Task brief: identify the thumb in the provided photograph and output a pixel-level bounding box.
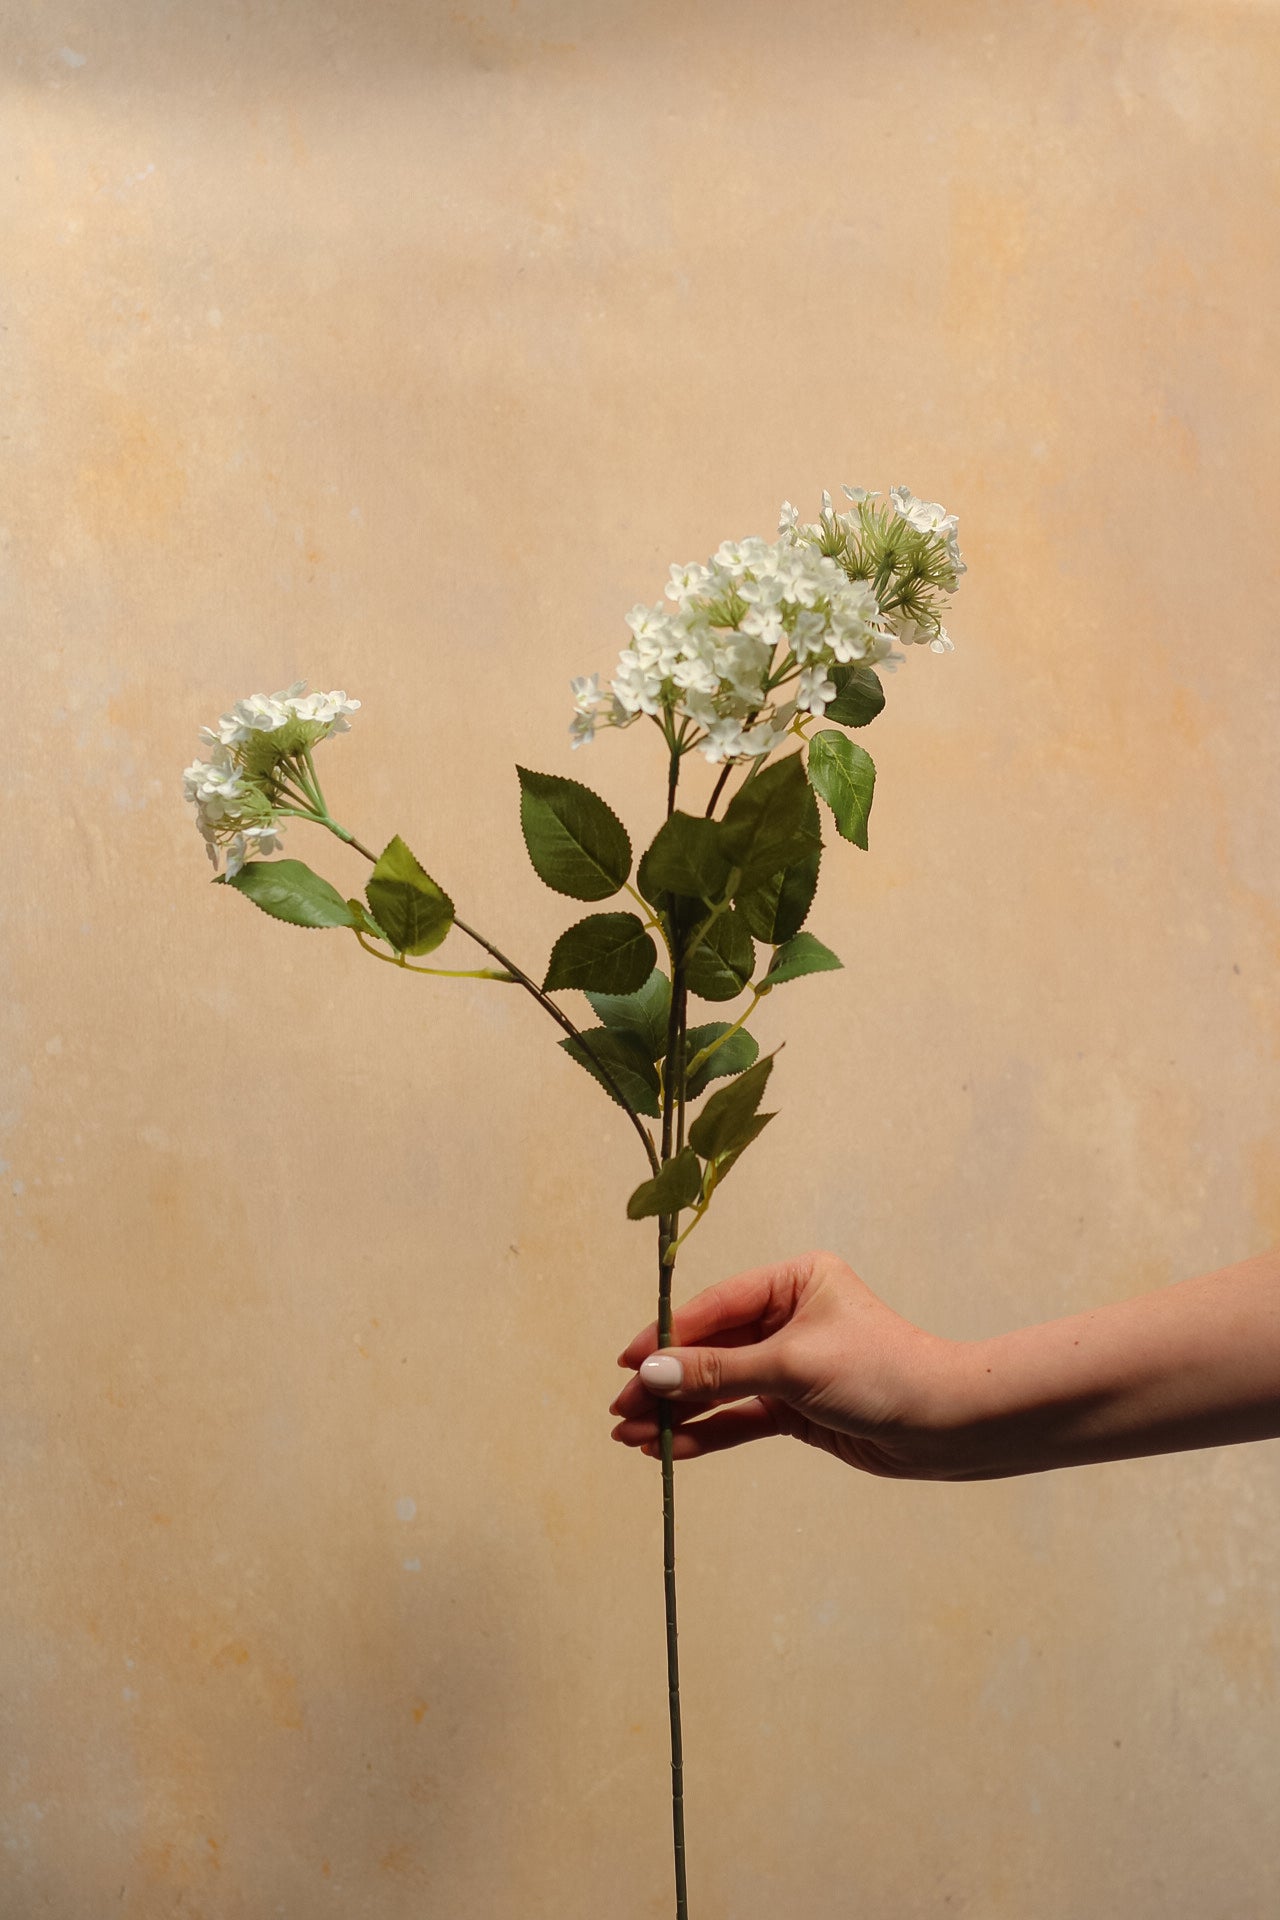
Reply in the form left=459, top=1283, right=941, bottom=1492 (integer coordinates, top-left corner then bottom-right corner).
left=639, top=1338, right=788, bottom=1403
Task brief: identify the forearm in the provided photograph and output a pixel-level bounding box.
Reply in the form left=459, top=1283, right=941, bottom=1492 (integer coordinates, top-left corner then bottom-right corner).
left=930, top=1248, right=1280, bottom=1479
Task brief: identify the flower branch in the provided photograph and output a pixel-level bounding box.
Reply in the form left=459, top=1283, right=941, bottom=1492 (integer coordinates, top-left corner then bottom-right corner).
left=187, top=478, right=966, bottom=1920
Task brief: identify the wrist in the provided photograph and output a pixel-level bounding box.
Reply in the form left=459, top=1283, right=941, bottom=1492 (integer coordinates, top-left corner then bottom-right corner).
left=909, top=1334, right=1062, bottom=1482
left=864, top=1334, right=1004, bottom=1481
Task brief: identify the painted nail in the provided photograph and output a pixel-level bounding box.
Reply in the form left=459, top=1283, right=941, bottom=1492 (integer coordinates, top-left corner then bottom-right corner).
left=640, top=1353, right=683, bottom=1393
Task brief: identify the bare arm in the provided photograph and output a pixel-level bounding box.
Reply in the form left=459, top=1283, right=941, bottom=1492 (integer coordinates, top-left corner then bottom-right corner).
left=609, top=1247, right=1280, bottom=1481
left=937, top=1247, right=1280, bottom=1478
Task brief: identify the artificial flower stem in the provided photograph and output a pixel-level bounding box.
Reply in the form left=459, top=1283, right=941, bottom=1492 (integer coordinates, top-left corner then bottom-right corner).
left=703, top=763, right=734, bottom=818
left=657, top=751, right=690, bottom=1920
left=283, top=757, right=321, bottom=811
left=300, top=744, right=329, bottom=816
left=309, top=814, right=380, bottom=863
left=327, top=822, right=379, bottom=858
left=271, top=767, right=324, bottom=814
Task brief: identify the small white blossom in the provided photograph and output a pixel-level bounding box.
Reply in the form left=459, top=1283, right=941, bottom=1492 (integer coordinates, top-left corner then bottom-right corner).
left=796, top=665, right=837, bottom=716
left=700, top=716, right=748, bottom=763
left=223, top=823, right=285, bottom=878
left=628, top=602, right=673, bottom=641
left=569, top=673, right=616, bottom=748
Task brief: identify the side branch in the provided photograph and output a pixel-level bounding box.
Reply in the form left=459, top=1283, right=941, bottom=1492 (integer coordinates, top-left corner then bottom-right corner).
left=329, top=821, right=661, bottom=1177
left=454, top=916, right=662, bottom=1177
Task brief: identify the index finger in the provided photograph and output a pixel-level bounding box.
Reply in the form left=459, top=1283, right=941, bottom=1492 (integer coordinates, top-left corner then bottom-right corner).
left=616, top=1257, right=807, bottom=1367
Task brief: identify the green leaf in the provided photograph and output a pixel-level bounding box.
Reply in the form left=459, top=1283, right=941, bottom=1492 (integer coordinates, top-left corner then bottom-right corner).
left=720, top=753, right=819, bottom=885
left=735, top=786, right=822, bottom=944
left=365, top=836, right=455, bottom=955
left=683, top=1023, right=759, bottom=1101
left=636, top=813, right=731, bottom=905
left=347, top=898, right=390, bottom=941
left=807, top=731, right=876, bottom=850
left=707, top=1110, right=776, bottom=1187
left=543, top=913, right=657, bottom=994
left=824, top=663, right=885, bottom=728
left=585, top=968, right=671, bottom=1059
left=685, top=907, right=755, bottom=1003
left=688, top=1054, right=775, bottom=1161
left=559, top=1027, right=662, bottom=1119
left=217, top=859, right=357, bottom=930
left=626, top=1147, right=704, bottom=1221
left=517, top=767, right=632, bottom=901
left=763, top=932, right=843, bottom=989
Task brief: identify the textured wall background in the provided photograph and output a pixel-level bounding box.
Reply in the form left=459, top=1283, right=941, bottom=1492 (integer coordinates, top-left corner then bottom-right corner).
left=4, top=2, right=1280, bottom=1914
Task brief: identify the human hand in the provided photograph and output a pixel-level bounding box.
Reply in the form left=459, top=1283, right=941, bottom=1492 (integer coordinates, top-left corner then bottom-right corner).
left=609, top=1249, right=966, bottom=1479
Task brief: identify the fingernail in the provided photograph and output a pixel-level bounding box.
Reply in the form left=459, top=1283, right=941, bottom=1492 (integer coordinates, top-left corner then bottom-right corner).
left=640, top=1353, right=683, bottom=1393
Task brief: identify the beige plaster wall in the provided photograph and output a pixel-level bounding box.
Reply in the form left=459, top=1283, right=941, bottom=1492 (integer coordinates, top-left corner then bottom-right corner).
left=4, top=1, right=1280, bottom=1913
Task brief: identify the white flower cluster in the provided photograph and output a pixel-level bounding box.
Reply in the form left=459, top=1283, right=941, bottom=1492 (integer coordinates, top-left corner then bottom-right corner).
left=183, top=681, right=360, bottom=875
left=571, top=485, right=963, bottom=763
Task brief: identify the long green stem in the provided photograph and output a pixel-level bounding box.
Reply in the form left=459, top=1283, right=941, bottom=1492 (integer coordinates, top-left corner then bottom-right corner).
left=657, top=742, right=690, bottom=1920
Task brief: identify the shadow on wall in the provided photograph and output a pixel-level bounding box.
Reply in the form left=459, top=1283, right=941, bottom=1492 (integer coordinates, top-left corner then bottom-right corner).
left=14, top=0, right=914, bottom=95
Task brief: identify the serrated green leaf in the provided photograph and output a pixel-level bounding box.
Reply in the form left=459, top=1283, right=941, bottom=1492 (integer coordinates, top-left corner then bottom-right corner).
left=683, top=1023, right=759, bottom=1100
left=685, top=907, right=755, bottom=1002
left=763, top=931, right=843, bottom=989
left=735, top=786, right=822, bottom=944
left=824, top=663, right=885, bottom=728
left=807, top=731, right=876, bottom=850
left=218, top=859, right=357, bottom=930
left=636, top=812, right=731, bottom=906
left=543, top=912, right=657, bottom=994
left=720, top=753, right=818, bottom=884
left=707, top=1110, right=776, bottom=1186
left=517, top=766, right=632, bottom=900
left=585, top=968, right=671, bottom=1059
left=626, top=1147, right=704, bottom=1221
left=365, top=836, right=455, bottom=955
left=559, top=1027, right=662, bottom=1118
left=688, top=1054, right=775, bottom=1161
